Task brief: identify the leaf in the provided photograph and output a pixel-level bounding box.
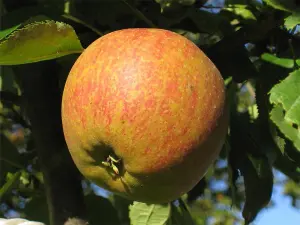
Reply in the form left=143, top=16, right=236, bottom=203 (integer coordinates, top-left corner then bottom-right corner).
left=275, top=150, right=300, bottom=182
left=261, top=53, right=295, bottom=69
left=285, top=12, right=300, bottom=30
left=0, top=66, right=17, bottom=93
left=227, top=139, right=239, bottom=208
left=188, top=8, right=230, bottom=35
left=1, top=4, right=63, bottom=29
left=85, top=194, right=120, bottom=225
left=155, top=0, right=196, bottom=9
left=255, top=77, right=287, bottom=158
left=269, top=121, right=286, bottom=154
left=129, top=202, right=171, bottom=225
left=263, top=0, right=299, bottom=12
left=206, top=44, right=257, bottom=82
left=284, top=180, right=300, bottom=197
left=241, top=155, right=273, bottom=224
left=270, top=105, right=300, bottom=150
left=0, top=20, right=84, bottom=65
left=223, top=4, right=257, bottom=21
left=23, top=195, right=49, bottom=224
left=178, top=198, right=195, bottom=225
left=0, top=171, right=21, bottom=201
left=155, top=0, right=196, bottom=13
left=169, top=203, right=195, bottom=225
left=229, top=111, right=274, bottom=223
left=109, top=194, right=132, bottom=224
left=269, top=69, right=300, bottom=150
left=0, top=134, right=24, bottom=185
left=0, top=24, right=21, bottom=41
left=270, top=70, right=300, bottom=119
left=20, top=170, right=30, bottom=186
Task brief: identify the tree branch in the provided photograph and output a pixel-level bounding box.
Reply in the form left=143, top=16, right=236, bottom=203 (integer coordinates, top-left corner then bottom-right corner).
left=15, top=61, right=88, bottom=225
left=0, top=91, right=21, bottom=105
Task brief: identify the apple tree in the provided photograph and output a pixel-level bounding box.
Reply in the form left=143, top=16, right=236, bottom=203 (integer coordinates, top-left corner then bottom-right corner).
left=0, top=0, right=300, bottom=225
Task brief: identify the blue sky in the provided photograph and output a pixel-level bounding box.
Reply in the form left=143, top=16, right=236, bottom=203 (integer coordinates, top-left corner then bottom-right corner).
left=208, top=160, right=300, bottom=225
left=254, top=176, right=300, bottom=225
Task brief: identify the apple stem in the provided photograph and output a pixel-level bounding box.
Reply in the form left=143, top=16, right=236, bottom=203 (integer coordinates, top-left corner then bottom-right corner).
left=101, top=155, right=121, bottom=175
left=108, top=155, right=121, bottom=163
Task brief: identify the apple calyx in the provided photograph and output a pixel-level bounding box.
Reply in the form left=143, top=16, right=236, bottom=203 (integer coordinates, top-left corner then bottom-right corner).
left=102, top=155, right=121, bottom=175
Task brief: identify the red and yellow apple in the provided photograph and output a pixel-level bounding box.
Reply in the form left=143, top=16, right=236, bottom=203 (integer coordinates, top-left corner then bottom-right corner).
left=61, top=28, right=228, bottom=203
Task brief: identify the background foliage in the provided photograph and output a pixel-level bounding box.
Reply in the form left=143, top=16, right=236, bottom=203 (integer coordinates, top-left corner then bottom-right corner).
left=1, top=0, right=300, bottom=225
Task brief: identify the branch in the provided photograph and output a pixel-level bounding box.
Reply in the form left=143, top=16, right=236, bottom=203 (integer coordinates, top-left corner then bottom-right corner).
left=62, top=14, right=103, bottom=37
left=15, top=62, right=88, bottom=225
left=0, top=91, right=21, bottom=105
left=121, top=0, right=156, bottom=28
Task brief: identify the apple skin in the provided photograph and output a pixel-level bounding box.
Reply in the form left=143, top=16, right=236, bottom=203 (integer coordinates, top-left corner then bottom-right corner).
left=61, top=28, right=228, bottom=204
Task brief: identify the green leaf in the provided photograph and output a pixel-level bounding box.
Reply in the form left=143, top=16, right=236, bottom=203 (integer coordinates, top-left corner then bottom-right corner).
left=0, top=20, right=84, bottom=65
left=242, top=156, right=273, bottom=224
left=155, top=0, right=196, bottom=7
left=285, top=12, right=300, bottom=30
left=223, top=4, right=257, bottom=21
left=1, top=4, right=63, bottom=29
left=23, top=195, right=49, bottom=224
left=20, top=170, right=30, bottom=186
left=274, top=149, right=300, bottom=181
left=263, top=0, right=298, bottom=12
left=85, top=194, right=120, bottom=225
left=261, top=53, right=295, bottom=69
left=269, top=122, right=286, bottom=154
left=169, top=203, right=195, bottom=225
left=270, top=69, right=300, bottom=114
left=0, top=24, right=21, bottom=41
left=206, top=44, right=257, bottom=82
left=176, top=0, right=196, bottom=5
left=129, top=202, right=171, bottom=225
left=0, top=67, right=17, bottom=93
left=155, top=0, right=196, bottom=12
left=270, top=105, right=300, bottom=150
left=173, top=199, right=195, bottom=225
left=188, top=9, right=230, bottom=35
left=109, top=194, right=132, bottom=224
left=247, top=154, right=272, bottom=178
left=229, top=112, right=274, bottom=223
left=0, top=134, right=24, bottom=185
left=269, top=69, right=300, bottom=149
left=227, top=139, right=239, bottom=208
left=0, top=171, right=21, bottom=201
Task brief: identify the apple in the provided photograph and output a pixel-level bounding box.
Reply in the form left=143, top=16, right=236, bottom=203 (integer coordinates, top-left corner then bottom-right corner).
left=61, top=28, right=228, bottom=204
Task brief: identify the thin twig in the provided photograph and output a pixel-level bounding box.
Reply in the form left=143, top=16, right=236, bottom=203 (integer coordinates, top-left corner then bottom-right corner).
left=0, top=157, right=25, bottom=170
left=121, top=0, right=156, bottom=28
left=288, top=39, right=299, bottom=69
left=62, top=14, right=104, bottom=36
left=178, top=198, right=190, bottom=212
